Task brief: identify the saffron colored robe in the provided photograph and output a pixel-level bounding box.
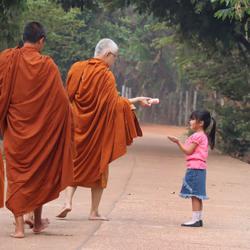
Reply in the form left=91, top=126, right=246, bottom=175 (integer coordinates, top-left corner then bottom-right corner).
left=0, top=46, right=74, bottom=216
left=66, top=58, right=142, bottom=188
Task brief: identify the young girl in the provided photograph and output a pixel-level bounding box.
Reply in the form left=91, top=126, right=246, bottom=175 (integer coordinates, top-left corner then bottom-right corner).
left=168, top=110, right=216, bottom=227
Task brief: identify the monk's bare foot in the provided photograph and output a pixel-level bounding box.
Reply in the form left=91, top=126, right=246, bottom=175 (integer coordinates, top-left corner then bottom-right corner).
left=88, top=213, right=109, bottom=221
left=56, top=207, right=71, bottom=218
left=25, top=218, right=49, bottom=229
left=10, top=232, right=24, bottom=238
left=33, top=220, right=49, bottom=234
left=24, top=219, right=34, bottom=228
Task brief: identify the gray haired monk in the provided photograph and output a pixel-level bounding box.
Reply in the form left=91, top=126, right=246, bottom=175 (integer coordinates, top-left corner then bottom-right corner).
left=56, top=38, right=157, bottom=220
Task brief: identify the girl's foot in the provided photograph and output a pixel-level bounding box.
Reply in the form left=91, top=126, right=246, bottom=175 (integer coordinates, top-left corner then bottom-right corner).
left=181, top=220, right=203, bottom=227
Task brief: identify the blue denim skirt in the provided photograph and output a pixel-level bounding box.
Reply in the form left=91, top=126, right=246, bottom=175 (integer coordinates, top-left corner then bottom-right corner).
left=180, top=169, right=208, bottom=200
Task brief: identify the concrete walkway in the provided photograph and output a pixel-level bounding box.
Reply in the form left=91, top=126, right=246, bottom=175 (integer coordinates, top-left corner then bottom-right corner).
left=0, top=125, right=250, bottom=250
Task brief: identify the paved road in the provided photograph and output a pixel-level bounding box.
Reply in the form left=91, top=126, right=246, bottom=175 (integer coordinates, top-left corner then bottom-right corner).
left=0, top=125, right=250, bottom=250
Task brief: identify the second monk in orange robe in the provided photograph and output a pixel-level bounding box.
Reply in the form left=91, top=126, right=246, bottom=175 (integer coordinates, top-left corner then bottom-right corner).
left=57, top=38, right=152, bottom=220
left=0, top=22, right=74, bottom=237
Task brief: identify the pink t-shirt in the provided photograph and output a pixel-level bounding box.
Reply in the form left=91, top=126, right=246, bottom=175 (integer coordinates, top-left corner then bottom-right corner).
left=185, top=131, right=208, bottom=169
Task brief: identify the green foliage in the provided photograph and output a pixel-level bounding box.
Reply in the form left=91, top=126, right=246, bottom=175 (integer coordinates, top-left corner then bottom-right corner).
left=212, top=0, right=250, bottom=21
left=17, top=1, right=178, bottom=99
left=54, top=0, right=97, bottom=11
left=213, top=0, right=250, bottom=44
left=214, top=7, right=235, bottom=20
left=216, top=105, right=250, bottom=159
left=20, top=0, right=88, bottom=78
left=102, top=0, right=250, bottom=52
left=0, top=0, right=26, bottom=50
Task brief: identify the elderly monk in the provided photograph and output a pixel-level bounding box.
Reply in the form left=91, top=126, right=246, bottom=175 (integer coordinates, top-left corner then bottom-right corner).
left=57, top=38, right=152, bottom=220
left=0, top=22, right=74, bottom=238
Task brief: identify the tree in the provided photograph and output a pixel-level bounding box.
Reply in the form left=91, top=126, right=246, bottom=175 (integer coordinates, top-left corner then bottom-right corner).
left=0, top=0, right=26, bottom=50
left=102, top=0, right=250, bottom=51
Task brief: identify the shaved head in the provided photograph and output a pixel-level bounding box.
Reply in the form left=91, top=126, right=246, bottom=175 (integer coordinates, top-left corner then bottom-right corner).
left=94, top=38, right=118, bottom=57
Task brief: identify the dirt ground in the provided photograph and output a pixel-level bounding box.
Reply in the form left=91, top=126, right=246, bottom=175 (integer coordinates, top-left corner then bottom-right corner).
left=0, top=125, right=249, bottom=250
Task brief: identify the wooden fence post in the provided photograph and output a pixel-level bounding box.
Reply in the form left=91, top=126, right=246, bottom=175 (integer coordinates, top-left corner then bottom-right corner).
left=193, top=90, right=197, bottom=111
left=184, top=90, right=189, bottom=124
left=178, top=90, right=183, bottom=125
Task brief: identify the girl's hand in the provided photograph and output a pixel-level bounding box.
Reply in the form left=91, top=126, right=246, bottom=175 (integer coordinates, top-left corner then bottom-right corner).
left=167, top=136, right=179, bottom=143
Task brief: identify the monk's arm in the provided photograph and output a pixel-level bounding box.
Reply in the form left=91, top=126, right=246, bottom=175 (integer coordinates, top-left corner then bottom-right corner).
left=129, top=97, right=151, bottom=107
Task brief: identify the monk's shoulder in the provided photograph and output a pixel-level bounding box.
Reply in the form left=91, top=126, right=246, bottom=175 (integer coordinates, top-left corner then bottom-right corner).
left=42, top=55, right=56, bottom=66
left=41, top=55, right=61, bottom=73
left=0, top=49, right=16, bottom=72
left=0, top=48, right=14, bottom=55
left=70, top=61, right=87, bottom=72
left=0, top=48, right=15, bottom=60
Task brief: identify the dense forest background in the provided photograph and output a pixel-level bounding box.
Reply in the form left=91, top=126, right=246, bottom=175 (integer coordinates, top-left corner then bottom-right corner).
left=0, top=0, right=249, bottom=162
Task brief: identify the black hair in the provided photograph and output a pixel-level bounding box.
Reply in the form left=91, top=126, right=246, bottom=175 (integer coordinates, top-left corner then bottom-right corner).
left=23, top=22, right=46, bottom=43
left=190, top=110, right=216, bottom=150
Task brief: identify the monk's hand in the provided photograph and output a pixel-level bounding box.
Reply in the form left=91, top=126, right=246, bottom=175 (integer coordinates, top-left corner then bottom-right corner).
left=167, top=136, right=179, bottom=143
left=137, top=97, right=152, bottom=107
left=130, top=104, right=136, bottom=110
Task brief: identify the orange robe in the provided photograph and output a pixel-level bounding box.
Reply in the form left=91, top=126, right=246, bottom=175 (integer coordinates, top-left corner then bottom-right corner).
left=0, top=150, right=4, bottom=208
left=66, top=58, right=142, bottom=188
left=0, top=46, right=74, bottom=216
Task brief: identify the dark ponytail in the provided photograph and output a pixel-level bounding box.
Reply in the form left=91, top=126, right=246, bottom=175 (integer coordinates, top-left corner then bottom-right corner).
left=208, top=117, right=216, bottom=150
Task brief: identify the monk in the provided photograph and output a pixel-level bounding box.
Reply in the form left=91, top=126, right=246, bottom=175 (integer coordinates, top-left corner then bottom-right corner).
left=0, top=22, right=74, bottom=238
left=57, top=38, right=153, bottom=220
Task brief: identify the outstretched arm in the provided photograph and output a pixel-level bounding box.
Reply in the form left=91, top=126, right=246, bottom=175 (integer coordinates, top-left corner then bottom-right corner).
left=129, top=97, right=152, bottom=107
left=168, top=136, right=197, bottom=155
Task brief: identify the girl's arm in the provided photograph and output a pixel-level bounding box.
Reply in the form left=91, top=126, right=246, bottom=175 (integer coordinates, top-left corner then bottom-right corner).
left=168, top=136, right=197, bottom=155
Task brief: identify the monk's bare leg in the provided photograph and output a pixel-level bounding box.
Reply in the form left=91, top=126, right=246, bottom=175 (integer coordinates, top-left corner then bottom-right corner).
left=11, top=215, right=25, bottom=238
left=89, top=187, right=109, bottom=221
left=56, top=186, right=76, bottom=218
left=24, top=212, right=34, bottom=228
left=33, top=206, right=49, bottom=233
left=24, top=212, right=49, bottom=228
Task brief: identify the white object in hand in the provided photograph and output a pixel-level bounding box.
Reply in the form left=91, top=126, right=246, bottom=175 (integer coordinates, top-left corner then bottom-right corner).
left=148, top=98, right=159, bottom=105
